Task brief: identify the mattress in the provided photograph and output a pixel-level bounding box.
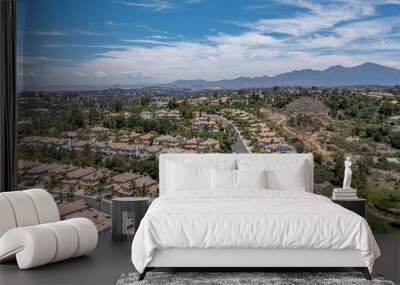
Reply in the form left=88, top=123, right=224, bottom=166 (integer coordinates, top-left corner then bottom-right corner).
left=131, top=190, right=380, bottom=273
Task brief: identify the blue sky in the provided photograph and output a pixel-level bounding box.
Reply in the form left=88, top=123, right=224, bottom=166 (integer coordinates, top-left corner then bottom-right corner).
left=17, top=0, right=400, bottom=89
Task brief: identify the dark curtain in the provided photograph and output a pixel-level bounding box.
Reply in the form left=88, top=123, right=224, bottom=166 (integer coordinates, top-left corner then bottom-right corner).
left=0, top=0, right=17, bottom=192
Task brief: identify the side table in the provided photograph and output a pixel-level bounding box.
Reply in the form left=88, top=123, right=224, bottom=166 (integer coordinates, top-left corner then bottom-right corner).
left=332, top=197, right=367, bottom=218
left=111, top=197, right=150, bottom=242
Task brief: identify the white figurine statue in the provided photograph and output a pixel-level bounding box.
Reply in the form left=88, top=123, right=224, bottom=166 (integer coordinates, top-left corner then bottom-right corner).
left=343, top=156, right=352, bottom=189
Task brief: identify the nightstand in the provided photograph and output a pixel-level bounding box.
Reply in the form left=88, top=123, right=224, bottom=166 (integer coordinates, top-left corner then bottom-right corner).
left=111, top=197, right=150, bottom=242
left=332, top=198, right=366, bottom=218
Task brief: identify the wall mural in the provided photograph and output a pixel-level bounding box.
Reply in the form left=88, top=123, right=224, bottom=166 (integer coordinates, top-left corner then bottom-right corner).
left=16, top=0, right=400, bottom=234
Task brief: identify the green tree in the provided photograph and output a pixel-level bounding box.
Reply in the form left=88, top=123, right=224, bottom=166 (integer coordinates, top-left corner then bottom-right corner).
left=379, top=101, right=394, bottom=117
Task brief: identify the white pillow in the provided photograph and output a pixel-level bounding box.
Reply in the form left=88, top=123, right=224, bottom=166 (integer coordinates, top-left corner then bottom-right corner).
left=238, top=159, right=307, bottom=191
left=212, top=168, right=237, bottom=191
left=236, top=169, right=267, bottom=189
left=167, top=163, right=212, bottom=192
left=267, top=163, right=306, bottom=191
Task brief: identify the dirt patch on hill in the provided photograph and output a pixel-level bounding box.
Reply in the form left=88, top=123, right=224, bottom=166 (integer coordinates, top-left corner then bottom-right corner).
left=284, top=96, right=330, bottom=115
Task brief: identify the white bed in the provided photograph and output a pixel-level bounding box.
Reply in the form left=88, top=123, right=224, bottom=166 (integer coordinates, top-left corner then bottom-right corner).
left=131, top=154, right=380, bottom=280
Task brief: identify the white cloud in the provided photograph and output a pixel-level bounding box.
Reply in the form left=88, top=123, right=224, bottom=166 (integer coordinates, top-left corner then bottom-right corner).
left=94, top=71, right=107, bottom=78
left=17, top=71, right=35, bottom=77
left=186, top=0, right=205, bottom=4
left=122, top=39, right=173, bottom=45
left=146, top=35, right=173, bottom=40
left=104, top=21, right=126, bottom=26
left=124, top=71, right=150, bottom=78
left=208, top=32, right=285, bottom=46
left=73, top=71, right=89, bottom=78
left=18, top=56, right=75, bottom=64
left=302, top=17, right=399, bottom=48
left=114, top=0, right=173, bottom=11
left=41, top=43, right=130, bottom=49
left=137, top=24, right=170, bottom=35
left=30, top=30, right=69, bottom=36
left=242, top=0, right=375, bottom=36
left=28, top=29, right=105, bottom=37
left=74, top=30, right=105, bottom=36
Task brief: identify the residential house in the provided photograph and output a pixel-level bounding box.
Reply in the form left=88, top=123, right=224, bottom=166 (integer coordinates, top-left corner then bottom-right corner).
left=142, top=145, right=162, bottom=158
left=94, top=142, right=139, bottom=158
left=259, top=131, right=277, bottom=138
left=120, top=134, right=129, bottom=143
left=153, top=135, right=184, bottom=146
left=78, top=171, right=107, bottom=190
left=140, top=111, right=152, bottom=120
left=66, top=131, right=78, bottom=139
left=139, top=133, right=155, bottom=145
left=153, top=135, right=175, bottom=145
left=111, top=172, right=140, bottom=185
left=185, top=138, right=200, bottom=150
left=129, top=131, right=141, bottom=142
left=89, top=127, right=111, bottom=140
left=62, top=167, right=97, bottom=188
left=266, top=143, right=294, bottom=153
left=71, top=140, right=91, bottom=151
left=121, top=175, right=157, bottom=195
left=159, top=148, right=196, bottom=155
left=155, top=110, right=169, bottom=118
left=198, top=138, right=220, bottom=152
left=168, top=110, right=181, bottom=119
left=389, top=115, right=400, bottom=126
left=25, top=163, right=61, bottom=185
left=18, top=159, right=40, bottom=171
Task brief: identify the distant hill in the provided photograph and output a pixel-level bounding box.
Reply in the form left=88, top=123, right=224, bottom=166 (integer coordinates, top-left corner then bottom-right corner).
left=284, top=97, right=330, bottom=115
left=164, top=62, right=400, bottom=89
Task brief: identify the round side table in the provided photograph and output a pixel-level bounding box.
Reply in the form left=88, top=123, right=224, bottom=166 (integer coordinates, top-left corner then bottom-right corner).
left=111, top=197, right=150, bottom=242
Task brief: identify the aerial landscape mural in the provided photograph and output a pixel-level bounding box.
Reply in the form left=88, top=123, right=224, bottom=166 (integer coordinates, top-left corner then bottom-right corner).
left=16, top=0, right=400, bottom=233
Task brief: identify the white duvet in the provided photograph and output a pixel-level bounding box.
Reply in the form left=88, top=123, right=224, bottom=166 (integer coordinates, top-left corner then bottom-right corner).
left=131, top=190, right=380, bottom=273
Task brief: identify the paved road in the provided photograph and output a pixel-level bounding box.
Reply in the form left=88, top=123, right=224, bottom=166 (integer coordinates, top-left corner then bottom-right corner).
left=211, top=115, right=251, bottom=154
left=232, top=136, right=250, bottom=154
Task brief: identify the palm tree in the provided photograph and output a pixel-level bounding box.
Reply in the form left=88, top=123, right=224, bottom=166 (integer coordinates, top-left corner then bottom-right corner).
left=137, top=184, right=148, bottom=197
left=130, top=180, right=137, bottom=197
left=44, top=174, right=55, bottom=196
left=60, top=185, right=70, bottom=203
left=58, top=173, right=66, bottom=203
left=66, top=190, right=74, bottom=203
left=110, top=185, right=117, bottom=197
left=95, top=195, right=102, bottom=213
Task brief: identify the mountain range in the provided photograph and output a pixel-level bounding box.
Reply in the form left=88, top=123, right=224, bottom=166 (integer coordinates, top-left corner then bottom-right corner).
left=162, top=62, right=400, bottom=89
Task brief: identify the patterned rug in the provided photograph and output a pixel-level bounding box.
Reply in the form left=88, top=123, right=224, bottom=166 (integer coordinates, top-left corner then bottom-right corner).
left=116, top=272, right=396, bottom=285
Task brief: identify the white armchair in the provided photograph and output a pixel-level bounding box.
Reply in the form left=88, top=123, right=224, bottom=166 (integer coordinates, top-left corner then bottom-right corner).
left=0, top=189, right=98, bottom=269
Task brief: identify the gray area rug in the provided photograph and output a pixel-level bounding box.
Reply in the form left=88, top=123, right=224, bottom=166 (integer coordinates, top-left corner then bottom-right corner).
left=116, top=272, right=396, bottom=285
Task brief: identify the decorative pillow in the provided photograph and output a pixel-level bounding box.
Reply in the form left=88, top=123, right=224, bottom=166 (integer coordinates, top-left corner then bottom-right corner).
left=167, top=162, right=212, bottom=192
left=212, top=168, right=237, bottom=191
left=238, top=159, right=307, bottom=191
left=236, top=169, right=267, bottom=189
